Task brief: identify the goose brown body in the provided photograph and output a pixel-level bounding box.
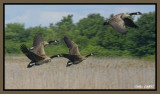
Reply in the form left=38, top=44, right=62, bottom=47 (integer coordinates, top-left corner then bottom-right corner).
left=20, top=34, right=60, bottom=68
left=59, top=36, right=94, bottom=67
left=103, top=12, right=142, bottom=34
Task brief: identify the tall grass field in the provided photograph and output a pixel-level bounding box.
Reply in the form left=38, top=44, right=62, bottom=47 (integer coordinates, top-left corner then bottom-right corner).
left=5, top=56, right=155, bottom=89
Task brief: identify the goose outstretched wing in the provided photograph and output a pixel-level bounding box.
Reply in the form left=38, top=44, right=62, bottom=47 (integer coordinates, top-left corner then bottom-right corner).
left=109, top=17, right=127, bottom=34
left=123, top=18, right=138, bottom=28
left=20, top=44, right=44, bottom=62
left=64, top=36, right=81, bottom=55
left=33, top=34, right=43, bottom=47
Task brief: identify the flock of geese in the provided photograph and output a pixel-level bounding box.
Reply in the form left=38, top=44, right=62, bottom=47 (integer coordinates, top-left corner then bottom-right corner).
left=21, top=34, right=94, bottom=68
left=20, top=12, right=142, bottom=68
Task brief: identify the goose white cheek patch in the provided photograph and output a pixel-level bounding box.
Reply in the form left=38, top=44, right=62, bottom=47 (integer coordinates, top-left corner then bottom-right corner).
left=30, top=47, right=34, bottom=50
left=30, top=63, right=35, bottom=66
left=68, top=62, right=72, bottom=65
left=55, top=40, right=58, bottom=43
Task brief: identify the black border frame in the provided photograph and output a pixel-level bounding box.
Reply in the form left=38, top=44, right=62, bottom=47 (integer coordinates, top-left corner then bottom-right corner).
left=3, top=3, right=157, bottom=91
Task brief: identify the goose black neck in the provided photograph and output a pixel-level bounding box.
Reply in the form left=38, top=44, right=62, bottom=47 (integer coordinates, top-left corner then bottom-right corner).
left=85, top=54, right=92, bottom=58
left=50, top=55, right=59, bottom=59
left=129, top=12, right=138, bottom=15
left=48, top=40, right=57, bottom=44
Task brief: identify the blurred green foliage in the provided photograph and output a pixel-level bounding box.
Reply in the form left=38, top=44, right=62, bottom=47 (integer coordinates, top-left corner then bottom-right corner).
left=5, top=11, right=155, bottom=59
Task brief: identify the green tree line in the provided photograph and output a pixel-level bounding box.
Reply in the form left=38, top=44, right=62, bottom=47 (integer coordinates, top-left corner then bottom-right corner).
left=5, top=11, right=155, bottom=59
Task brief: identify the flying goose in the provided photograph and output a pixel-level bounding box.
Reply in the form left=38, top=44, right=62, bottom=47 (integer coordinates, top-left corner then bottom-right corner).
left=103, top=12, right=142, bottom=34
left=20, top=34, right=60, bottom=68
left=59, top=36, right=94, bottom=67
left=30, top=34, right=58, bottom=50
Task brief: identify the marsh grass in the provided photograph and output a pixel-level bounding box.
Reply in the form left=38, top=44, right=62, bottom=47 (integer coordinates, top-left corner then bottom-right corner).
left=5, top=56, right=155, bottom=89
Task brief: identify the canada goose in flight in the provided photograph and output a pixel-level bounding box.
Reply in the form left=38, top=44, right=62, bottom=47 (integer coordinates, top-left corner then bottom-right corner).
left=59, top=36, right=94, bottom=67
left=30, top=34, right=58, bottom=50
left=103, top=12, right=142, bottom=34
left=20, top=34, right=60, bottom=68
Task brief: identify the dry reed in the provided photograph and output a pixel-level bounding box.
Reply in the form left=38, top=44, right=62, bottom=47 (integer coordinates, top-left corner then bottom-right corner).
left=5, top=56, right=155, bottom=89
